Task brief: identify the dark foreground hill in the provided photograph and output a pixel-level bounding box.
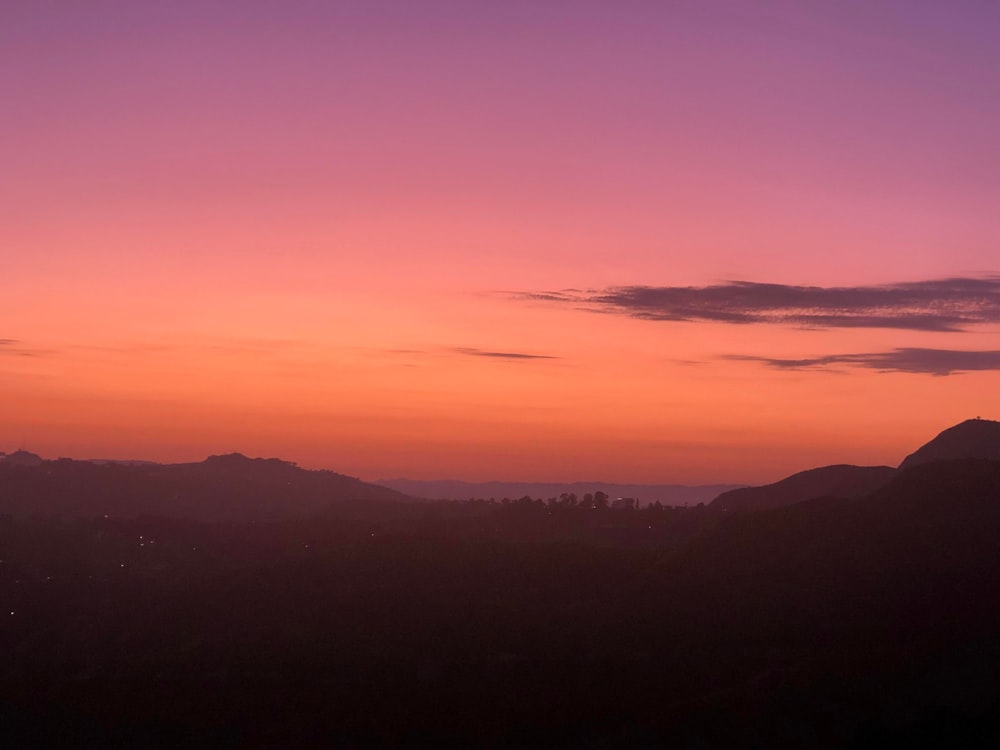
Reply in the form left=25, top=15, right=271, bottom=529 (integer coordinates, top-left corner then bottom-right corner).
left=708, top=463, right=896, bottom=513
left=0, top=453, right=411, bottom=521
left=2, top=458, right=1000, bottom=746
left=900, top=417, right=1000, bottom=469
left=636, top=458, right=1000, bottom=746
left=705, top=417, right=999, bottom=514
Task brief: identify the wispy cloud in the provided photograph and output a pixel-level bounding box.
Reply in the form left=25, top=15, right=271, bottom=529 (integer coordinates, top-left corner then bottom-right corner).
left=0, top=339, right=53, bottom=358
left=452, top=347, right=558, bottom=360
left=728, top=348, right=1000, bottom=376
left=523, top=277, right=1000, bottom=332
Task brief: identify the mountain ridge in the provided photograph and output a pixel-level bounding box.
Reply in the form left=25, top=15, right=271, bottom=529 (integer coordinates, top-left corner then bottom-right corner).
left=704, top=416, right=999, bottom=513
left=0, top=453, right=411, bottom=521
left=899, top=417, right=1000, bottom=470
left=708, top=464, right=897, bottom=513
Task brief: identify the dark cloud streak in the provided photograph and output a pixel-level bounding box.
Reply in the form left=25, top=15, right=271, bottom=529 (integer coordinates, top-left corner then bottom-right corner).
left=528, top=277, right=1000, bottom=332
left=0, top=339, right=55, bottom=358
left=452, top=347, right=557, bottom=361
left=729, top=348, right=1000, bottom=376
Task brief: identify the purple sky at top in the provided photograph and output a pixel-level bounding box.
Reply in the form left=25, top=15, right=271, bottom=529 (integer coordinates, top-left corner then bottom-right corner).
left=6, top=0, right=998, bottom=289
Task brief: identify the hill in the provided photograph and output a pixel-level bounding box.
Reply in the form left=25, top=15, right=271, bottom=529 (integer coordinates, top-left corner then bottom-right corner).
left=899, top=417, right=1000, bottom=470
left=637, top=458, right=1000, bottom=744
left=708, top=464, right=896, bottom=513
left=2, top=448, right=1000, bottom=744
left=0, top=450, right=43, bottom=467
left=704, top=417, right=1000, bottom=515
left=0, top=453, right=412, bottom=521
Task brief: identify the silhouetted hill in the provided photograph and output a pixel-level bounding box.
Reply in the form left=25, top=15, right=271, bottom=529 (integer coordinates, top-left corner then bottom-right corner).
left=899, top=417, right=1000, bottom=470
left=376, top=478, right=743, bottom=505
left=708, top=463, right=896, bottom=513
left=0, top=454, right=411, bottom=521
left=3, top=454, right=1000, bottom=744
left=703, top=418, right=1000, bottom=516
left=1, top=450, right=43, bottom=467
left=638, top=458, right=1000, bottom=744
left=86, top=458, right=160, bottom=467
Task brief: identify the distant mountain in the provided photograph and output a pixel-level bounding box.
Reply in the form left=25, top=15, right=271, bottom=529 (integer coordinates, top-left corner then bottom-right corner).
left=708, top=464, right=897, bottom=513
left=899, top=417, right=1000, bottom=470
left=374, top=478, right=744, bottom=506
left=86, top=458, right=161, bottom=467
left=0, top=450, right=43, bottom=467
left=0, top=453, right=412, bottom=521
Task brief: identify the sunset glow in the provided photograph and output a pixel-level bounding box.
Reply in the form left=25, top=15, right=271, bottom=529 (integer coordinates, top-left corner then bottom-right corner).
left=4, top=1, right=999, bottom=482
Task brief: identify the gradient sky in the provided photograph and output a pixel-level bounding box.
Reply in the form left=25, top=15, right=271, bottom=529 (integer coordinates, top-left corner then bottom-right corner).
left=3, top=0, right=999, bottom=483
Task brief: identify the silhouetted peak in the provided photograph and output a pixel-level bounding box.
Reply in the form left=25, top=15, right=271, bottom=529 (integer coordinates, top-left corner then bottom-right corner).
left=205, top=452, right=251, bottom=464
left=86, top=458, right=159, bottom=466
left=899, top=417, right=1000, bottom=470
left=1, top=450, right=43, bottom=466
left=204, top=452, right=286, bottom=464
left=709, top=464, right=896, bottom=513
left=202, top=453, right=298, bottom=471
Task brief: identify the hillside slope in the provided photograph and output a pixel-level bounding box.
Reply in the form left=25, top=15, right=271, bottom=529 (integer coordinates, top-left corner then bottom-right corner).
left=708, top=463, right=896, bottom=513
left=0, top=453, right=411, bottom=521
left=637, top=458, right=1000, bottom=745
left=899, top=417, right=1000, bottom=469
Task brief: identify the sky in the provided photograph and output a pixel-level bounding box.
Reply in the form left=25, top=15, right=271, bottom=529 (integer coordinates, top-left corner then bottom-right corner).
left=3, top=0, right=999, bottom=484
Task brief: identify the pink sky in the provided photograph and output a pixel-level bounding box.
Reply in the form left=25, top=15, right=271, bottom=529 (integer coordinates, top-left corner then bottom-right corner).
left=3, top=1, right=999, bottom=483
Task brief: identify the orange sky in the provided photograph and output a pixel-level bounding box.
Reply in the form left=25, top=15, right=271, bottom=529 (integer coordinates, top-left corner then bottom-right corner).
left=3, top=1, right=999, bottom=483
